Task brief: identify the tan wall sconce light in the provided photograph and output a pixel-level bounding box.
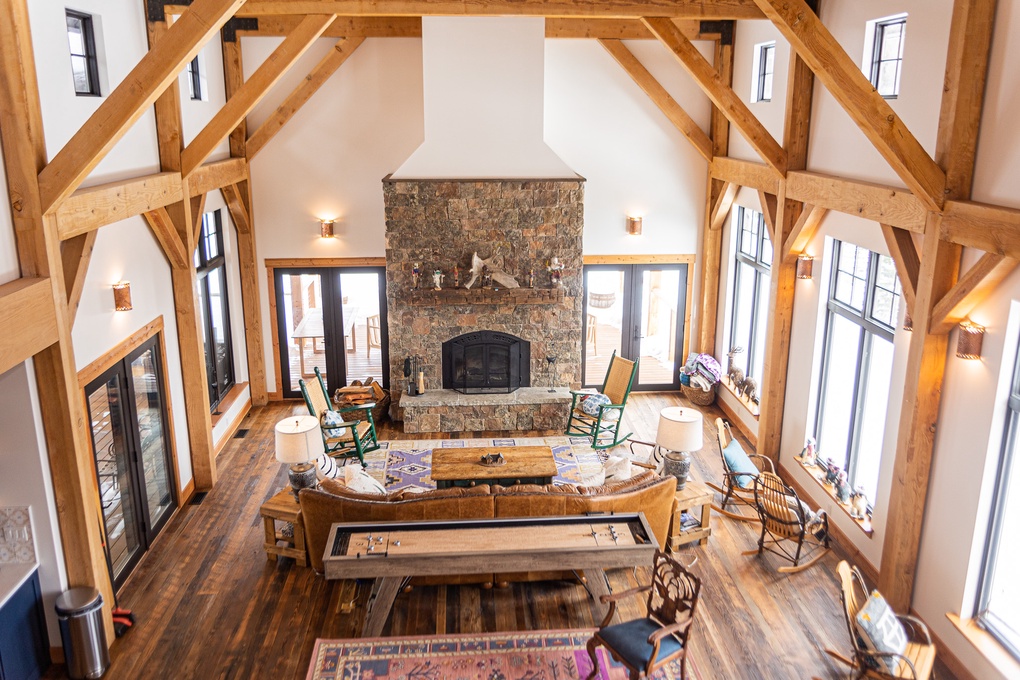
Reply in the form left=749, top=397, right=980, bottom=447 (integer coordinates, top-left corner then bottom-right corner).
left=796, top=254, right=814, bottom=279
left=956, top=320, right=985, bottom=359
left=113, top=281, right=132, bottom=311
left=319, top=219, right=335, bottom=238
left=626, top=216, right=642, bottom=236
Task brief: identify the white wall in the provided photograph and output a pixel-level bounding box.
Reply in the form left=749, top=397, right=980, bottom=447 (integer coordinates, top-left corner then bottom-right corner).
left=728, top=21, right=787, bottom=164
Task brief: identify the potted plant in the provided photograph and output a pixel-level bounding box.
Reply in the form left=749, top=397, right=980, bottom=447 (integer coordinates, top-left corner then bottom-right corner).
left=680, top=353, right=722, bottom=406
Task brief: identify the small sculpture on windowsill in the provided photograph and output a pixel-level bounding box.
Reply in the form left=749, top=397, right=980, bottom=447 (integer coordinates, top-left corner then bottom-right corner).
left=835, top=470, right=853, bottom=504
left=432, top=269, right=445, bottom=290
left=479, top=452, right=506, bottom=467
left=850, top=486, right=869, bottom=519
left=547, top=257, right=565, bottom=287
left=798, top=436, right=817, bottom=466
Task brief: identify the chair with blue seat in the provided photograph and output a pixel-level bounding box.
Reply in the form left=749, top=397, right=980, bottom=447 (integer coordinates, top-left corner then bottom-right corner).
left=565, top=351, right=638, bottom=450
left=298, top=367, right=379, bottom=467
left=585, top=549, right=701, bottom=680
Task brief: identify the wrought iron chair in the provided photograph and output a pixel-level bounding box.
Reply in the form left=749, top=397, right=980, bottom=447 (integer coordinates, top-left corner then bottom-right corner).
left=298, top=367, right=379, bottom=467
left=706, top=417, right=775, bottom=521
left=586, top=549, right=701, bottom=680
left=826, top=561, right=937, bottom=679
left=743, top=470, right=830, bottom=573
left=565, top=351, right=638, bottom=450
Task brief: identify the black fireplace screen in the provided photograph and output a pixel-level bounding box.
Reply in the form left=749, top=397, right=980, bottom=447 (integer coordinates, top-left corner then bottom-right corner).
left=442, top=331, right=530, bottom=394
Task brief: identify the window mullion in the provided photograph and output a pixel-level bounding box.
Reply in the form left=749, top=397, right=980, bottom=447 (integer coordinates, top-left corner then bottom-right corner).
left=847, top=328, right=872, bottom=488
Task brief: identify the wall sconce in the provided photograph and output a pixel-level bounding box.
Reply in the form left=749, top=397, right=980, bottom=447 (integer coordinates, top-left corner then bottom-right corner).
left=956, top=320, right=985, bottom=360
left=319, top=219, right=335, bottom=238
left=112, top=281, right=132, bottom=311
left=796, top=254, right=814, bottom=279
left=626, top=216, right=642, bottom=236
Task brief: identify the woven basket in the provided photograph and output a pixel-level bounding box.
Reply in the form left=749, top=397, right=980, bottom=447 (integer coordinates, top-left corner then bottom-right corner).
left=681, top=383, right=716, bottom=406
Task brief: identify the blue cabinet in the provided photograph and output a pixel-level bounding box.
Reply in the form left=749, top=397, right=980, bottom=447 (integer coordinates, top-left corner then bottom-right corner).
left=0, top=570, right=50, bottom=680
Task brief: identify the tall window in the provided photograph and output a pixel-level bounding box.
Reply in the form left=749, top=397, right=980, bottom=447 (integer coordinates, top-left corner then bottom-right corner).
left=195, top=210, right=234, bottom=409
left=66, top=10, right=101, bottom=96
left=751, top=42, right=776, bottom=103
left=866, top=14, right=906, bottom=98
left=975, top=341, right=1020, bottom=661
left=814, top=241, right=901, bottom=506
left=185, top=56, right=203, bottom=101
left=728, top=207, right=771, bottom=383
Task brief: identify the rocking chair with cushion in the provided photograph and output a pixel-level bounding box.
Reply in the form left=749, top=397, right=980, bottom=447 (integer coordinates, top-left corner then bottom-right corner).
left=826, top=560, right=936, bottom=680
left=298, top=367, right=379, bottom=467
left=586, top=549, right=701, bottom=680
left=565, top=351, right=638, bottom=450
left=743, top=470, right=830, bottom=573
left=706, top=417, right=775, bottom=521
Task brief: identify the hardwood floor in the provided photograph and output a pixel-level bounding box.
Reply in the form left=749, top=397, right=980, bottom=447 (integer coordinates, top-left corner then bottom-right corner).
left=58, top=392, right=956, bottom=680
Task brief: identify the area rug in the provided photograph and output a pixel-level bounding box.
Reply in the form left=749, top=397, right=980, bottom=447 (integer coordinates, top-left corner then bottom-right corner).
left=306, top=629, right=700, bottom=680
left=347, top=437, right=612, bottom=493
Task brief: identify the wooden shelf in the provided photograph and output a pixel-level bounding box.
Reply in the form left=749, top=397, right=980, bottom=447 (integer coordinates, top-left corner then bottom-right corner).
left=407, top=287, right=566, bottom=306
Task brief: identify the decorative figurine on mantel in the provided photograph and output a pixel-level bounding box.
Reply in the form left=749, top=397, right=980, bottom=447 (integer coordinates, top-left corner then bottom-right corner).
left=464, top=252, right=520, bottom=289
left=527, top=268, right=535, bottom=288
left=452, top=264, right=460, bottom=288
left=412, top=262, right=421, bottom=290
left=432, top=269, right=445, bottom=291
left=547, top=257, right=565, bottom=287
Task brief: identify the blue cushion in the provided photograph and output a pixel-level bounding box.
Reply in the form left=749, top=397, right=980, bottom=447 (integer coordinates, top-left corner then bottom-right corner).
left=722, top=438, right=758, bottom=489
left=598, top=618, right=683, bottom=670
left=581, top=393, right=620, bottom=422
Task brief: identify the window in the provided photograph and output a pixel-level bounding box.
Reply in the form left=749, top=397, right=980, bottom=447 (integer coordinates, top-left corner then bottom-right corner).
left=865, top=14, right=906, bottom=98
left=814, top=241, right=901, bottom=506
left=728, top=207, right=771, bottom=385
left=185, top=56, right=202, bottom=101
left=975, top=341, right=1020, bottom=660
left=195, top=210, right=234, bottom=409
left=751, top=42, right=776, bottom=103
left=66, top=10, right=101, bottom=96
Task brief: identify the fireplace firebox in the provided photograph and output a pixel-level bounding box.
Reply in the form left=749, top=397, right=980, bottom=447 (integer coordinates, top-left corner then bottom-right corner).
left=442, top=331, right=530, bottom=394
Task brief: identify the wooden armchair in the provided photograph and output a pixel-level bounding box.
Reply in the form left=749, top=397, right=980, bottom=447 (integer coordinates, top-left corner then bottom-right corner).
left=826, top=561, right=936, bottom=679
left=298, top=367, right=379, bottom=467
left=565, top=351, right=638, bottom=450
left=706, top=417, right=775, bottom=521
left=586, top=549, right=701, bottom=679
left=743, top=470, right=830, bottom=573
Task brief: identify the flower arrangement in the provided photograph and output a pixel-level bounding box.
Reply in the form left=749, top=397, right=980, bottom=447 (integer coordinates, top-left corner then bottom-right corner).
left=680, top=352, right=723, bottom=392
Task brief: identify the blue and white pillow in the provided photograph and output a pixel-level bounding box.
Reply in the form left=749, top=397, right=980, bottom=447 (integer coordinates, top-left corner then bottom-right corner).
left=855, top=591, right=908, bottom=674
left=314, top=453, right=342, bottom=480
left=581, top=393, right=620, bottom=422
left=319, top=409, right=348, bottom=438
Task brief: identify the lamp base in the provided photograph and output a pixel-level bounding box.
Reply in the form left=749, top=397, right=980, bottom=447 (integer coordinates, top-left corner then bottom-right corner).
left=288, top=462, right=317, bottom=499
left=662, top=450, right=692, bottom=491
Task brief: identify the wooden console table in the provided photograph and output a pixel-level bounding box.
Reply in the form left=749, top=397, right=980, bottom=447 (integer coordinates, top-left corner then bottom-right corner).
left=668, top=481, right=713, bottom=550
left=431, top=445, right=558, bottom=488
left=260, top=488, right=307, bottom=567
left=323, top=514, right=657, bottom=636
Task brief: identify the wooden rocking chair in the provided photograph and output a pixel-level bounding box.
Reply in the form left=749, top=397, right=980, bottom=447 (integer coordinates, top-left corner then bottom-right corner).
left=743, top=470, right=830, bottom=573
left=298, top=367, right=379, bottom=467
left=706, top=417, right=775, bottom=521
left=565, top=351, right=638, bottom=450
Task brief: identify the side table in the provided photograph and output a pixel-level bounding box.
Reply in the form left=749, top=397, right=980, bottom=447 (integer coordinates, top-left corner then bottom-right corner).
left=260, top=488, right=308, bottom=567
left=668, top=481, right=713, bottom=550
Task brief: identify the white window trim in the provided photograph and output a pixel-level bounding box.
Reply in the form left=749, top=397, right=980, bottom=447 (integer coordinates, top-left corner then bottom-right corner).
left=861, top=13, right=907, bottom=96
left=750, top=41, right=776, bottom=104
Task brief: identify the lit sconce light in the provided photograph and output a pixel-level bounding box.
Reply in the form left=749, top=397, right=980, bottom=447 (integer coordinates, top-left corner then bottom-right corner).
left=319, top=218, right=335, bottom=238
left=796, top=254, right=814, bottom=280
left=626, top=216, right=643, bottom=236
left=956, top=320, right=985, bottom=360
left=112, top=281, right=132, bottom=311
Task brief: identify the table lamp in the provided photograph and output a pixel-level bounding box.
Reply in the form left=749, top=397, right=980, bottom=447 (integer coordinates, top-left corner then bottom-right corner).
left=275, top=415, right=320, bottom=499
left=657, top=407, right=703, bottom=490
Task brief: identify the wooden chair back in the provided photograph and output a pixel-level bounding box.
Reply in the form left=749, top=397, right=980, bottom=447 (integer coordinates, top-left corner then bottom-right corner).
left=602, top=353, right=637, bottom=405
left=837, top=560, right=868, bottom=641
left=754, top=471, right=804, bottom=538
left=300, top=371, right=331, bottom=417
left=646, top=549, right=701, bottom=630
left=367, top=314, right=381, bottom=349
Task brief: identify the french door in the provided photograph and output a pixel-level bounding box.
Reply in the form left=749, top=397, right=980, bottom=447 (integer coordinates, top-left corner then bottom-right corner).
left=582, top=264, right=688, bottom=391
left=274, top=267, right=389, bottom=399
left=84, top=336, right=176, bottom=589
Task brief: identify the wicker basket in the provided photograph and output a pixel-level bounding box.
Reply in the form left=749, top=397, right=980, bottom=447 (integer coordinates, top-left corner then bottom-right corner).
left=681, top=383, right=716, bottom=406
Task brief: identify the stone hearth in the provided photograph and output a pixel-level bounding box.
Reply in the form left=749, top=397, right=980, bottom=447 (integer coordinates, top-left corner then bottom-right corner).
left=401, top=387, right=572, bottom=434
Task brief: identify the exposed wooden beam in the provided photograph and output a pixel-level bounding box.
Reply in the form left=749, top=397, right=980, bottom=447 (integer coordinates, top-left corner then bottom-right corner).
left=880, top=224, right=920, bottom=312
left=182, top=14, right=336, bottom=177
left=248, top=37, right=365, bottom=159
left=710, top=157, right=781, bottom=194
left=548, top=18, right=706, bottom=39
left=143, top=208, right=190, bottom=269
left=0, top=278, right=58, bottom=374
left=230, top=0, right=767, bottom=19
left=644, top=17, right=786, bottom=174
left=220, top=183, right=251, bottom=234
left=54, top=172, right=183, bottom=240
left=930, top=253, right=1017, bottom=335
left=598, top=39, right=713, bottom=162
left=221, top=31, right=247, bottom=160
left=36, top=0, right=245, bottom=213
left=941, top=200, right=1020, bottom=257
left=60, top=231, right=97, bottom=325
left=709, top=181, right=739, bottom=231
left=782, top=204, right=827, bottom=259
left=188, top=158, right=248, bottom=197
left=757, top=190, right=777, bottom=240
left=786, top=170, right=927, bottom=232
left=191, top=193, right=208, bottom=245
left=752, top=0, right=945, bottom=211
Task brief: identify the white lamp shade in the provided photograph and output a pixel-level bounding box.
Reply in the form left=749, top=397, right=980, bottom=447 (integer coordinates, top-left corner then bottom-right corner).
left=275, top=416, right=320, bottom=464
left=656, top=407, right=703, bottom=452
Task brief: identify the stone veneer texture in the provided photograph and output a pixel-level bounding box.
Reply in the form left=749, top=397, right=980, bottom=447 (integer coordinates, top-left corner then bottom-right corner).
left=383, top=177, right=584, bottom=403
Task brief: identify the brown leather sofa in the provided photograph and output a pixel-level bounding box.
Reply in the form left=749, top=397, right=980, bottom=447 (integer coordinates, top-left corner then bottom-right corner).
left=300, top=471, right=677, bottom=575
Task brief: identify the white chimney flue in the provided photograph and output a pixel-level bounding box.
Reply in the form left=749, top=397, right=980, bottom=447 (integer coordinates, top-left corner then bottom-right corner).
left=391, top=17, right=576, bottom=179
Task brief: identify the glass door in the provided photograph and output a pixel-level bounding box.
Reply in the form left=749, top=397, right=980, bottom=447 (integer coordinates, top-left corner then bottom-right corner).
left=582, top=263, right=687, bottom=391
left=85, top=335, right=176, bottom=589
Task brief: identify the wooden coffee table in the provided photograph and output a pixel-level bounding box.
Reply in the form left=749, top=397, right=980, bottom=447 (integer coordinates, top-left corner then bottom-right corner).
left=431, top=446, right=558, bottom=488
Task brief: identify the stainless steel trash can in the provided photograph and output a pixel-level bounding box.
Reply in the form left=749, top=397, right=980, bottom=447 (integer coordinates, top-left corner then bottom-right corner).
left=54, top=587, right=110, bottom=679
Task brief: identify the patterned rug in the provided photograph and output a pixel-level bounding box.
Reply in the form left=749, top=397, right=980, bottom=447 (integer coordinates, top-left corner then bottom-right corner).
left=347, top=437, right=611, bottom=493
left=306, top=629, right=700, bottom=680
